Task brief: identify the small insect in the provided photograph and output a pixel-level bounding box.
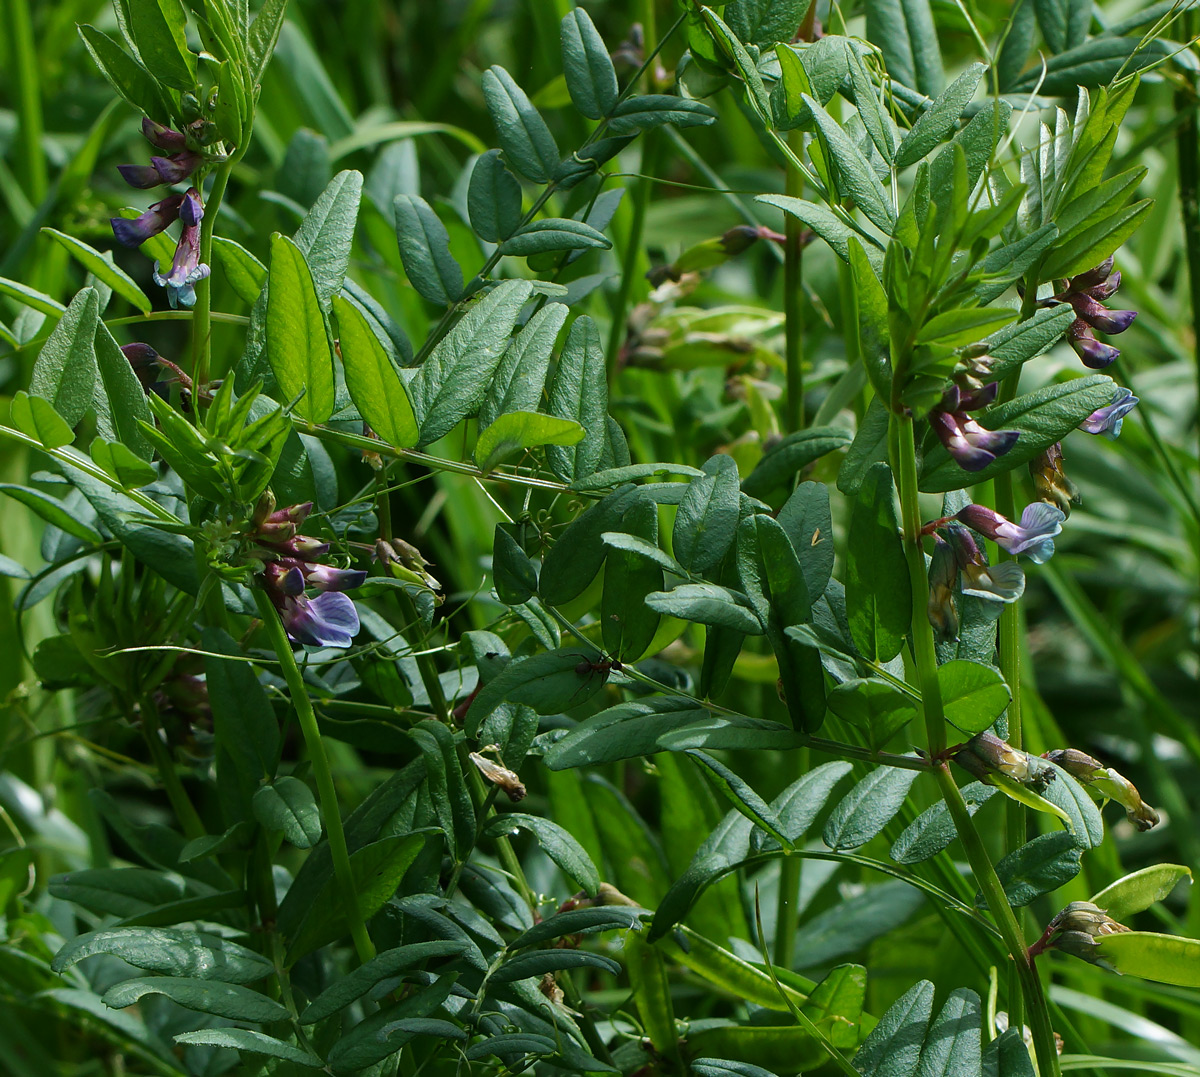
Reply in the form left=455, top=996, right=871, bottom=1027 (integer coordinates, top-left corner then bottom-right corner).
left=811, top=527, right=823, bottom=547
left=573, top=655, right=624, bottom=677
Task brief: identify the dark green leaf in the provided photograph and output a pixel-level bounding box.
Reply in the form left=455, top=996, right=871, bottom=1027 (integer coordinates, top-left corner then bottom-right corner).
left=467, top=150, right=524, bottom=242
left=267, top=234, right=335, bottom=423
left=777, top=480, right=834, bottom=604
left=890, top=782, right=996, bottom=864
left=985, top=304, right=1076, bottom=380
left=102, top=976, right=288, bottom=1022
left=493, top=523, right=538, bottom=605
left=938, top=660, right=1011, bottom=734
left=248, top=0, right=289, bottom=80
left=544, top=697, right=712, bottom=769
left=756, top=195, right=866, bottom=263
left=393, top=194, right=464, bottom=307
left=1036, top=0, right=1094, bottom=53
left=674, top=454, right=741, bottom=574
left=1041, top=198, right=1153, bottom=281
left=827, top=678, right=917, bottom=749
left=508, top=905, right=647, bottom=949
left=482, top=65, right=560, bottom=182
left=646, top=583, right=765, bottom=634
left=78, top=25, right=169, bottom=117
left=561, top=9, right=619, bottom=119
left=480, top=303, right=567, bottom=429
left=990, top=830, right=1082, bottom=907
left=172, top=1029, right=322, bottom=1068
left=1039, top=758, right=1105, bottom=848
left=30, top=288, right=99, bottom=427
left=539, top=484, right=640, bottom=605
left=0, top=485, right=102, bottom=544
left=915, top=305, right=1015, bottom=347
left=822, top=765, right=921, bottom=849
left=726, top=0, right=805, bottom=46
left=546, top=315, right=607, bottom=481
left=493, top=949, right=620, bottom=983
left=52, top=927, right=274, bottom=983
left=846, top=463, right=910, bottom=662
left=1011, top=36, right=1178, bottom=95
left=602, top=498, right=663, bottom=662
left=804, top=94, right=895, bottom=233
left=465, top=648, right=612, bottom=730
left=253, top=776, right=322, bottom=849
left=410, top=723, right=475, bottom=860
left=126, top=0, right=195, bottom=90
left=895, top=63, right=986, bottom=169
left=741, top=426, right=852, bottom=499
left=499, top=217, right=612, bottom=257
left=606, top=95, right=717, bottom=135
left=864, top=0, right=945, bottom=95
left=914, top=988, right=981, bottom=1077
left=301, top=941, right=469, bottom=1023
left=484, top=813, right=600, bottom=896
left=411, top=279, right=533, bottom=445
left=852, top=978, right=934, bottom=1077
left=94, top=324, right=153, bottom=460
left=983, top=1029, right=1036, bottom=1077
left=766, top=761, right=854, bottom=846
left=326, top=975, right=458, bottom=1071
left=687, top=750, right=791, bottom=848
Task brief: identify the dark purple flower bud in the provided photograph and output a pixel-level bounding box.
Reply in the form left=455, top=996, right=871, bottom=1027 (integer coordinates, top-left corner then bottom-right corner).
left=1079, top=387, right=1138, bottom=440
left=150, top=151, right=203, bottom=185
left=1085, top=270, right=1121, bottom=302
left=1068, top=293, right=1136, bottom=335
left=141, top=118, right=188, bottom=152
left=153, top=218, right=210, bottom=309
left=957, top=382, right=998, bottom=412
left=304, top=564, right=367, bottom=593
left=944, top=523, right=1025, bottom=603
left=1069, top=256, right=1115, bottom=292
left=1029, top=442, right=1080, bottom=518
left=1067, top=319, right=1120, bottom=368
left=956, top=502, right=1065, bottom=564
left=110, top=193, right=187, bottom=248
left=120, top=343, right=163, bottom=390
left=927, top=535, right=959, bottom=642
left=931, top=411, right=1019, bottom=472
left=283, top=590, right=360, bottom=648
left=118, top=163, right=167, bottom=189
left=179, top=186, right=204, bottom=227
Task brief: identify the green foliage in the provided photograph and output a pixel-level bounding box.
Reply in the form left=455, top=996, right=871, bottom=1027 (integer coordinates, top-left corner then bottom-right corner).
left=0, top=1, right=1197, bottom=1075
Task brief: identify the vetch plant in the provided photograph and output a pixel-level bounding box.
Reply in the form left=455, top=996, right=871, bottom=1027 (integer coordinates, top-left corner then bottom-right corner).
left=0, top=1, right=1197, bottom=1076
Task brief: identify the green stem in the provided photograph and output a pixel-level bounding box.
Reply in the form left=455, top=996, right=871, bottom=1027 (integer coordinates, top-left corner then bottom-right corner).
left=605, top=132, right=659, bottom=377
left=774, top=748, right=807, bottom=969
left=783, top=130, right=805, bottom=432
left=892, top=410, right=1059, bottom=1076
left=6, top=0, right=46, bottom=204
left=395, top=588, right=448, bottom=723
left=138, top=695, right=205, bottom=841
left=193, top=160, right=235, bottom=396
left=252, top=588, right=375, bottom=966
left=1177, top=75, right=1200, bottom=466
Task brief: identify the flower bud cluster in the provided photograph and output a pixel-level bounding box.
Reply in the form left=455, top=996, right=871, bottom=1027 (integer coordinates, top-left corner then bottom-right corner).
left=250, top=493, right=365, bottom=649
left=1031, top=901, right=1130, bottom=967
left=1044, top=748, right=1160, bottom=831
left=929, top=372, right=1019, bottom=473
left=110, top=119, right=216, bottom=309
left=953, top=731, right=1056, bottom=792
left=1039, top=257, right=1137, bottom=369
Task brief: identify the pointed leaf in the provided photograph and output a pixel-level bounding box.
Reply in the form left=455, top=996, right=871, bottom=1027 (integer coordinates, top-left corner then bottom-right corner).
left=333, top=294, right=418, bottom=447
left=267, top=234, right=335, bottom=423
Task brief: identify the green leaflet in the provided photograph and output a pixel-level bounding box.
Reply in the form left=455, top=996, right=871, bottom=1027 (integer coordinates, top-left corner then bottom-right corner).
left=483, top=812, right=600, bottom=896
left=266, top=234, right=335, bottom=423
left=94, top=323, right=153, bottom=460
left=252, top=777, right=322, bottom=849
left=467, top=150, right=524, bottom=242
left=482, top=65, right=560, bottom=182
left=602, top=497, right=663, bottom=661
left=687, top=750, right=792, bottom=849
left=646, top=582, right=765, bottom=635
left=52, top=927, right=274, bottom=984
left=42, top=229, right=151, bottom=313
left=539, top=483, right=640, bottom=606
left=846, top=463, right=910, bottom=662
left=674, top=453, right=742, bottom=574
left=544, top=697, right=712, bottom=770
left=803, top=93, right=895, bottom=233
left=895, top=63, right=986, bottom=169
left=411, top=279, right=533, bottom=445
left=863, top=0, right=945, bottom=96
left=78, top=25, right=170, bottom=118
left=30, top=287, right=99, bottom=428
left=890, top=782, right=997, bottom=865
left=333, top=294, right=419, bottom=448
left=606, top=94, right=717, bottom=134
left=741, top=426, right=852, bottom=499
left=499, top=217, right=611, bottom=257
left=480, top=303, right=568, bottom=429
left=213, top=236, right=267, bottom=305
left=822, top=765, right=921, bottom=850
left=125, top=0, right=195, bottom=91
left=938, top=660, right=1011, bottom=734
left=393, top=194, right=464, bottom=307
left=1093, top=932, right=1200, bottom=987
left=546, top=315, right=607, bottom=481
left=852, top=978, right=934, bottom=1076
left=560, top=8, right=619, bottom=120
left=989, top=830, right=1083, bottom=907
left=102, top=976, right=289, bottom=1023
left=172, top=1029, right=322, bottom=1068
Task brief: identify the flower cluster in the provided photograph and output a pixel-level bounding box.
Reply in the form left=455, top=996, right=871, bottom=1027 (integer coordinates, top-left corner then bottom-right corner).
left=110, top=120, right=212, bottom=309
left=1044, top=748, right=1160, bottom=831
left=929, top=373, right=1019, bottom=473
left=1040, top=257, right=1137, bottom=369
left=926, top=523, right=1026, bottom=641
left=250, top=494, right=365, bottom=649
left=1028, top=901, right=1130, bottom=966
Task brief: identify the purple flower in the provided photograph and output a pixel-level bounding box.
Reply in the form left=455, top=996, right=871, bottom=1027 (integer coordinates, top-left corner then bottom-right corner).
left=120, top=342, right=163, bottom=390
left=1067, top=293, right=1136, bottom=335
left=956, top=502, right=1065, bottom=564
left=180, top=187, right=204, bottom=227
left=283, top=591, right=360, bottom=648
left=944, top=523, right=1026, bottom=602
left=931, top=411, right=1019, bottom=472
left=154, top=199, right=210, bottom=309
left=1079, top=387, right=1138, bottom=440
left=304, top=563, right=367, bottom=592
left=110, top=193, right=186, bottom=248
left=141, top=118, right=187, bottom=152
left=927, top=535, right=960, bottom=642
left=1067, top=319, right=1120, bottom=369
left=118, top=151, right=203, bottom=189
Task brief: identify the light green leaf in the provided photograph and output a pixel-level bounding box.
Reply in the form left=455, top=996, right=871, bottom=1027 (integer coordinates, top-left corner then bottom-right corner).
left=804, top=94, right=895, bottom=233
left=846, top=463, right=910, bottom=662
left=474, top=410, right=583, bottom=472
left=42, top=229, right=151, bottom=313
left=546, top=314, right=607, bottom=481
left=646, top=583, right=765, bottom=635
left=0, top=484, right=102, bottom=544
left=480, top=303, right=568, bottom=429
left=938, top=660, right=1011, bottom=734
left=266, top=234, right=335, bottom=423
left=126, top=0, right=195, bottom=90
left=822, top=765, right=921, bottom=850
left=30, top=287, right=99, bottom=427
left=890, top=782, right=996, bottom=864
left=8, top=392, right=76, bottom=449
left=1091, top=865, right=1193, bottom=922
left=915, top=305, right=1016, bottom=347
left=94, top=323, right=153, bottom=460
left=214, top=237, right=267, bottom=305
left=333, top=294, right=418, bottom=448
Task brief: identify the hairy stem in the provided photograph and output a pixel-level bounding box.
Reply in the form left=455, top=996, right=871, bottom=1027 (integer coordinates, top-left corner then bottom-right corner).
left=783, top=130, right=805, bottom=432
left=253, top=588, right=375, bottom=965
left=192, top=159, right=235, bottom=397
